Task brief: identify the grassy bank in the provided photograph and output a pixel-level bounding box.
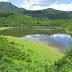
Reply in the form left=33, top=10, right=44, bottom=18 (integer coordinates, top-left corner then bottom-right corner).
left=0, top=36, right=63, bottom=72
left=0, top=27, right=67, bottom=37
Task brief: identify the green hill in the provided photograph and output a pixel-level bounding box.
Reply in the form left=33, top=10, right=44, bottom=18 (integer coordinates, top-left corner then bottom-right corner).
left=0, top=2, right=72, bottom=19
left=0, top=13, right=72, bottom=36
left=0, top=13, right=71, bottom=27
left=0, top=2, right=72, bottom=72
left=0, top=36, right=63, bottom=72
left=0, top=2, right=25, bottom=13
left=0, top=2, right=72, bottom=34
left=25, top=8, right=72, bottom=19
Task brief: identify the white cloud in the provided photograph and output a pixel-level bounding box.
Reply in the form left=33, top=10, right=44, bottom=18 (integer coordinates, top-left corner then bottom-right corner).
left=0, top=0, right=8, bottom=2
left=49, top=3, right=72, bottom=11
left=21, top=0, right=57, bottom=10
left=21, top=0, right=72, bottom=11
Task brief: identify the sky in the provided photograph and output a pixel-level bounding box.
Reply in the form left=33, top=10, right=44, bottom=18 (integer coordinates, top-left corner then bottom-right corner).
left=0, top=0, right=72, bottom=11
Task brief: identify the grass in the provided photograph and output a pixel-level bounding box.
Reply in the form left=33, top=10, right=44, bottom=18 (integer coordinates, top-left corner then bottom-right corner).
left=0, top=27, right=12, bottom=30
left=0, top=36, right=63, bottom=72
left=54, top=48, right=72, bottom=72
left=0, top=13, right=72, bottom=36
left=0, top=13, right=72, bottom=72
left=0, top=27, right=66, bottom=37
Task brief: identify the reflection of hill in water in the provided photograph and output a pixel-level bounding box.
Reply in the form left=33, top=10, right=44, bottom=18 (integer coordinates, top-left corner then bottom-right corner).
left=22, top=34, right=72, bottom=52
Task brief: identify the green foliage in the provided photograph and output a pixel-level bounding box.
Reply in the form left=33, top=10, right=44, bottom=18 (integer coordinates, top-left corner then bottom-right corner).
left=0, top=12, right=72, bottom=31
left=0, top=2, right=72, bottom=72
left=25, top=8, right=72, bottom=19
left=0, top=12, right=72, bottom=36
left=54, top=48, right=72, bottom=72
left=0, top=12, right=71, bottom=27
left=0, top=36, right=62, bottom=72
left=0, top=2, right=72, bottom=19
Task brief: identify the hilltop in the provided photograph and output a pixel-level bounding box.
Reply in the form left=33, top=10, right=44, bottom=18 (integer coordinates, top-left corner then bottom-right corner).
left=0, top=2, right=25, bottom=13
left=0, top=2, right=72, bottom=19
left=25, top=8, right=72, bottom=19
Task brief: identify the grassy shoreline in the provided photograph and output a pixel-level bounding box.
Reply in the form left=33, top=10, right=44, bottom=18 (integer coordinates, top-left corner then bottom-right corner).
left=0, top=35, right=63, bottom=72
left=0, top=26, right=69, bottom=37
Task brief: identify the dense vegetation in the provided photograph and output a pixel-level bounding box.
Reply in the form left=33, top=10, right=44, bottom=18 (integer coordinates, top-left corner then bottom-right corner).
left=0, top=36, right=72, bottom=72
left=25, top=8, right=72, bottom=19
left=54, top=48, right=72, bottom=72
left=0, top=2, right=72, bottom=19
left=0, top=2, right=72, bottom=72
left=0, top=36, right=62, bottom=72
left=0, top=2, right=72, bottom=35
left=0, top=13, right=70, bottom=27
left=0, top=13, right=72, bottom=36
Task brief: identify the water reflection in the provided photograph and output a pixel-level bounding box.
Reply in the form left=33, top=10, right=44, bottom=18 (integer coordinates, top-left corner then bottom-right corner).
left=22, top=34, right=72, bottom=51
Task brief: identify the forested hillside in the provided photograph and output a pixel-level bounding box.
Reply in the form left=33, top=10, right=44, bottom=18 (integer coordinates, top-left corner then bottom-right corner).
left=25, top=8, right=72, bottom=19
left=0, top=2, right=72, bottom=72
left=0, top=13, right=72, bottom=35
left=0, top=2, right=72, bottom=19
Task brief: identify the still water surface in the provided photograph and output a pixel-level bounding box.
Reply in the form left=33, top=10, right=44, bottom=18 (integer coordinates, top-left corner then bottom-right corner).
left=22, top=34, right=72, bottom=51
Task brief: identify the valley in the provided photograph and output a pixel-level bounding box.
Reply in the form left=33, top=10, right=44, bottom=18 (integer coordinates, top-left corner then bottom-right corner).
left=0, top=2, right=72, bottom=72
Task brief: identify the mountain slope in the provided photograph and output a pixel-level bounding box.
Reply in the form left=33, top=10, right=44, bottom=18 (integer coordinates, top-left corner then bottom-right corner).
left=25, top=8, right=72, bottom=19
left=0, top=13, right=72, bottom=36
left=0, top=2, right=25, bottom=13
left=0, top=2, right=72, bottom=19
left=0, top=36, right=63, bottom=72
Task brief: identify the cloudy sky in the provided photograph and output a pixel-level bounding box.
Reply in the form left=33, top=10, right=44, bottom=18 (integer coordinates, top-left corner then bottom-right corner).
left=0, top=0, right=72, bottom=11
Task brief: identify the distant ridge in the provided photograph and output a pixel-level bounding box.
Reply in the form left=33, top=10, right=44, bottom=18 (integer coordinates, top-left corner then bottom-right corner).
left=0, top=2, right=25, bottom=13
left=25, top=8, right=72, bottom=19
left=0, top=2, right=72, bottom=19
